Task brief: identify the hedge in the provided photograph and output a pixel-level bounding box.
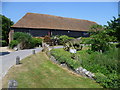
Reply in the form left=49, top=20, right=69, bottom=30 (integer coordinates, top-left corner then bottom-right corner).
left=50, top=48, right=80, bottom=69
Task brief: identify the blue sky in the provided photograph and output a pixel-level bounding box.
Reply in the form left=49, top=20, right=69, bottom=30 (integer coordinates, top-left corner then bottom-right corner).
left=2, top=2, right=118, bottom=25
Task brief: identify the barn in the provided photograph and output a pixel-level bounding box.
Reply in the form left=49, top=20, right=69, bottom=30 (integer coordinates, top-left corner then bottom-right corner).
left=9, top=13, right=97, bottom=42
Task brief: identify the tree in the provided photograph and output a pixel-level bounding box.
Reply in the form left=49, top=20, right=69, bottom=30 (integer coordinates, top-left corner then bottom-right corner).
left=89, top=24, right=104, bottom=35
left=105, top=16, right=120, bottom=42
left=1, top=14, right=14, bottom=46
left=89, top=20, right=117, bottom=52
left=90, top=30, right=116, bottom=52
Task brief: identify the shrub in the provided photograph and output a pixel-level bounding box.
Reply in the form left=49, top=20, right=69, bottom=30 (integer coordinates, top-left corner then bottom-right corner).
left=59, top=35, right=74, bottom=45
left=51, top=35, right=75, bottom=45
left=34, top=38, right=42, bottom=47
left=68, top=37, right=75, bottom=40
left=63, top=40, right=83, bottom=51
left=79, top=48, right=118, bottom=73
left=51, top=47, right=119, bottom=88
left=0, top=40, right=7, bottom=47
left=86, top=49, right=94, bottom=54
left=44, top=35, right=51, bottom=42
left=77, top=47, right=119, bottom=88
left=81, top=37, right=91, bottom=44
left=13, top=32, right=43, bottom=49
left=14, top=32, right=32, bottom=42
left=59, top=35, right=69, bottom=44
left=29, top=38, right=43, bottom=48
left=13, top=32, right=32, bottom=49
left=9, top=40, right=19, bottom=48
left=95, top=73, right=120, bottom=88
left=51, top=35, right=60, bottom=40
left=50, top=48, right=80, bottom=70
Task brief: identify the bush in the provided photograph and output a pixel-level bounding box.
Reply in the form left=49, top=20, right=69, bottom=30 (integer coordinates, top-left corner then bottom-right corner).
left=77, top=47, right=119, bottom=88
left=29, top=38, right=43, bottom=48
left=81, top=37, right=91, bottom=44
left=50, top=48, right=80, bottom=70
left=0, top=40, right=7, bottom=47
left=9, top=40, right=19, bottom=48
left=13, top=32, right=32, bottom=49
left=44, top=35, right=51, bottom=42
left=59, top=35, right=74, bottom=45
left=13, top=32, right=43, bottom=49
left=79, top=48, right=118, bottom=74
left=95, top=73, right=120, bottom=88
left=34, top=38, right=42, bottom=47
left=51, top=47, right=120, bottom=88
left=86, top=49, right=94, bottom=54
left=63, top=39, right=83, bottom=51
left=14, top=32, right=32, bottom=42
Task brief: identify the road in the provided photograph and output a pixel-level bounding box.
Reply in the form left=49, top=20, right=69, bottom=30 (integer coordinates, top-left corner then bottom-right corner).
left=0, top=48, right=42, bottom=79
left=52, top=46, right=63, bottom=49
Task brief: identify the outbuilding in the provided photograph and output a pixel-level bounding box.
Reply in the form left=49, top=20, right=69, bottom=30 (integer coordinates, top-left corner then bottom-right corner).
left=9, top=13, right=97, bottom=43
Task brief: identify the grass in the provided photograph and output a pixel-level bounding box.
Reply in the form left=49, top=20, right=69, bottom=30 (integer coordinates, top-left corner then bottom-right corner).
left=2, top=52, right=102, bottom=88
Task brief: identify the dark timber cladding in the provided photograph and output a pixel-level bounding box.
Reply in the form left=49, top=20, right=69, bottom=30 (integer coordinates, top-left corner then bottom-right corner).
left=10, top=13, right=97, bottom=38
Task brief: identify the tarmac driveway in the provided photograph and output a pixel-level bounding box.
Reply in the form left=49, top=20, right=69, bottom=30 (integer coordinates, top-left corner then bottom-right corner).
left=0, top=48, right=42, bottom=79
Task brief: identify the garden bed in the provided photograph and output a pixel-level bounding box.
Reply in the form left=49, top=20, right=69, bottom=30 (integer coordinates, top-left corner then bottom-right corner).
left=50, top=48, right=95, bottom=79
left=50, top=48, right=120, bottom=88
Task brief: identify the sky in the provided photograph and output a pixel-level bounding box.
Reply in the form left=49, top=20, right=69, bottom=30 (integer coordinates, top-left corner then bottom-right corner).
left=2, top=2, right=118, bottom=25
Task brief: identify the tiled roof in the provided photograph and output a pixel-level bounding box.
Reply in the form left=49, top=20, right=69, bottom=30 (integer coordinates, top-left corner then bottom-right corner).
left=11, top=13, right=97, bottom=31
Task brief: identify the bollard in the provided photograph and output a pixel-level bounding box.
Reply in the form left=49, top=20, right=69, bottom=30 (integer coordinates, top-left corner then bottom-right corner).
left=16, top=56, right=20, bottom=65
left=8, top=80, right=18, bottom=89
left=32, top=50, right=35, bottom=54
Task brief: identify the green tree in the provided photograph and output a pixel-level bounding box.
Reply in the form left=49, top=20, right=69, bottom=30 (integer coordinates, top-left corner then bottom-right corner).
left=105, top=16, right=120, bottom=42
left=89, top=24, right=104, bottom=35
left=1, top=14, right=14, bottom=46
left=90, top=30, right=116, bottom=52
left=89, top=22, right=117, bottom=52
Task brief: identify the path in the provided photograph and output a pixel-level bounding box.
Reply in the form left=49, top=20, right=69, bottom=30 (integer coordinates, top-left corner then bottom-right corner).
left=0, top=48, right=42, bottom=79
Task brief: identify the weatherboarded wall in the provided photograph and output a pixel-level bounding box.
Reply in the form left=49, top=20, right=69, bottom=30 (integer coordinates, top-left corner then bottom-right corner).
left=12, top=28, right=89, bottom=37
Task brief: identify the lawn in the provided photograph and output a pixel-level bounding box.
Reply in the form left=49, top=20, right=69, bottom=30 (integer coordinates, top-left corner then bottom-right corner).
left=2, top=52, right=102, bottom=88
